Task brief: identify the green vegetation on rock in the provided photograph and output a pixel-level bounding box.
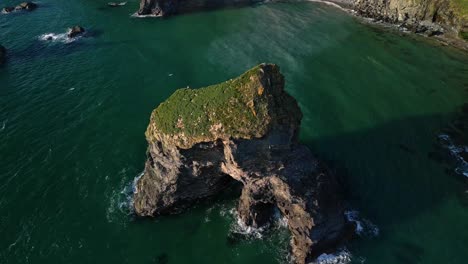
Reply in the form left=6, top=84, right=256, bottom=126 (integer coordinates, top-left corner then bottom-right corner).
left=451, top=0, right=468, bottom=19
left=146, top=64, right=301, bottom=149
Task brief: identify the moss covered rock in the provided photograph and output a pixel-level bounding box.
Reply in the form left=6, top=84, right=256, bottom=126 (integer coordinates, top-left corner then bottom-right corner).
left=146, top=63, right=302, bottom=149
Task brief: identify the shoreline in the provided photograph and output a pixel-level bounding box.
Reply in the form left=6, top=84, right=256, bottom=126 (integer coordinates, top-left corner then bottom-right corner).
left=311, top=0, right=468, bottom=52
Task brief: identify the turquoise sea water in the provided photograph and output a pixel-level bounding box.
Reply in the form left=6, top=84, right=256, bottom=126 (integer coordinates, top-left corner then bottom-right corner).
left=1, top=1, right=468, bottom=263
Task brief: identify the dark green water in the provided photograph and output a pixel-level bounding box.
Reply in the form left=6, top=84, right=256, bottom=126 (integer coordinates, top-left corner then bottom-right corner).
left=1, top=0, right=468, bottom=263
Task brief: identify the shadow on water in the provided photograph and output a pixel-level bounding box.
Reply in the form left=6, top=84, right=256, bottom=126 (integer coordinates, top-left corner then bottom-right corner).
left=303, top=113, right=467, bottom=227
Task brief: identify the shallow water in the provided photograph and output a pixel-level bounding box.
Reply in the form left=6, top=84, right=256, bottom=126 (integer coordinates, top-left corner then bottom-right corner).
left=1, top=1, right=468, bottom=263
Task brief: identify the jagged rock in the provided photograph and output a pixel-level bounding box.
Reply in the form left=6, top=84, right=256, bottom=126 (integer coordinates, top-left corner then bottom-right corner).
left=353, top=0, right=467, bottom=39
left=0, top=45, right=6, bottom=65
left=67, top=26, right=85, bottom=39
left=134, top=64, right=353, bottom=264
left=137, top=0, right=261, bottom=16
left=15, top=2, right=37, bottom=11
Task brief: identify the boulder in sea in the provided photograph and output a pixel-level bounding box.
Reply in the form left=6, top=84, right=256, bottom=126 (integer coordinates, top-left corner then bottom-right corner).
left=67, top=26, right=85, bottom=39
left=1, top=7, right=15, bottom=14
left=15, top=2, right=37, bottom=11
left=134, top=64, right=354, bottom=264
left=0, top=45, right=6, bottom=65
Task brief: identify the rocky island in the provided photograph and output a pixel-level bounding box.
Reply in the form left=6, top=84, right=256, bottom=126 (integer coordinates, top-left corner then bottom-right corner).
left=134, top=64, right=353, bottom=264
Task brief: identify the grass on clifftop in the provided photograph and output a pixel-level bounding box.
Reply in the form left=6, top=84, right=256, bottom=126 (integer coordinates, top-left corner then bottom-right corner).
left=148, top=64, right=275, bottom=146
left=452, top=0, right=468, bottom=19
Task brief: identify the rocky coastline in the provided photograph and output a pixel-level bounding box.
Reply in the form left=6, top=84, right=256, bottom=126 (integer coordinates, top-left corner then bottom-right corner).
left=133, top=64, right=354, bottom=264
left=136, top=0, right=468, bottom=51
left=341, top=0, right=468, bottom=51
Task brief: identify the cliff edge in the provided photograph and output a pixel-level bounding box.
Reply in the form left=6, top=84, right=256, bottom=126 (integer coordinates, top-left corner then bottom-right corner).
left=354, top=0, right=468, bottom=42
left=134, top=64, right=353, bottom=264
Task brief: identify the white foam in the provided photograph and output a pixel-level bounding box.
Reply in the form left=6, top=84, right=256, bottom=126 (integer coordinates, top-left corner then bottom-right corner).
left=230, top=208, right=267, bottom=239
left=345, top=210, right=379, bottom=237
left=39, top=31, right=83, bottom=44
left=305, top=0, right=348, bottom=12
left=131, top=12, right=163, bottom=18
left=313, top=249, right=352, bottom=264
left=106, top=171, right=143, bottom=223
left=132, top=172, right=144, bottom=194
left=438, top=134, right=468, bottom=178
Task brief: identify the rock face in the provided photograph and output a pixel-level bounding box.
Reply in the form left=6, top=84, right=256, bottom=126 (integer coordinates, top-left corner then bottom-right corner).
left=67, top=26, right=85, bottom=38
left=137, top=0, right=261, bottom=16
left=354, top=0, right=468, bottom=40
left=0, top=45, right=5, bottom=65
left=134, top=64, right=352, bottom=264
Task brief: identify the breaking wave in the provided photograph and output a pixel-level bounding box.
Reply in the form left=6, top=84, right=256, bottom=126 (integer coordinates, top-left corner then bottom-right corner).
left=305, top=0, right=348, bottom=12
left=345, top=210, right=379, bottom=237
left=39, top=30, right=85, bottom=44
left=438, top=134, right=468, bottom=178
left=312, top=249, right=353, bottom=264
left=106, top=172, right=143, bottom=223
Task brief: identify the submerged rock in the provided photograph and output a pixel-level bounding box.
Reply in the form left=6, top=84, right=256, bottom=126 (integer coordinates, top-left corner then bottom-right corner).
left=137, top=0, right=262, bottom=17
left=67, top=26, right=85, bottom=39
left=0, top=45, right=5, bottom=65
left=134, top=64, right=353, bottom=263
left=15, top=2, right=37, bottom=10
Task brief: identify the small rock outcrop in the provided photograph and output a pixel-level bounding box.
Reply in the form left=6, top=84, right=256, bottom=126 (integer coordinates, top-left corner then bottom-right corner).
left=1, top=7, right=15, bottom=14
left=15, top=2, right=37, bottom=10
left=2, top=2, right=37, bottom=13
left=67, top=26, right=85, bottom=38
left=353, top=0, right=468, bottom=40
left=0, top=45, right=6, bottom=65
left=137, top=0, right=261, bottom=16
left=134, top=64, right=353, bottom=264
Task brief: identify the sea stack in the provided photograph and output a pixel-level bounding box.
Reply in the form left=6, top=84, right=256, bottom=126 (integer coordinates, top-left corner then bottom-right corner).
left=0, top=45, right=6, bottom=65
left=353, top=0, right=468, bottom=39
left=134, top=64, right=353, bottom=264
